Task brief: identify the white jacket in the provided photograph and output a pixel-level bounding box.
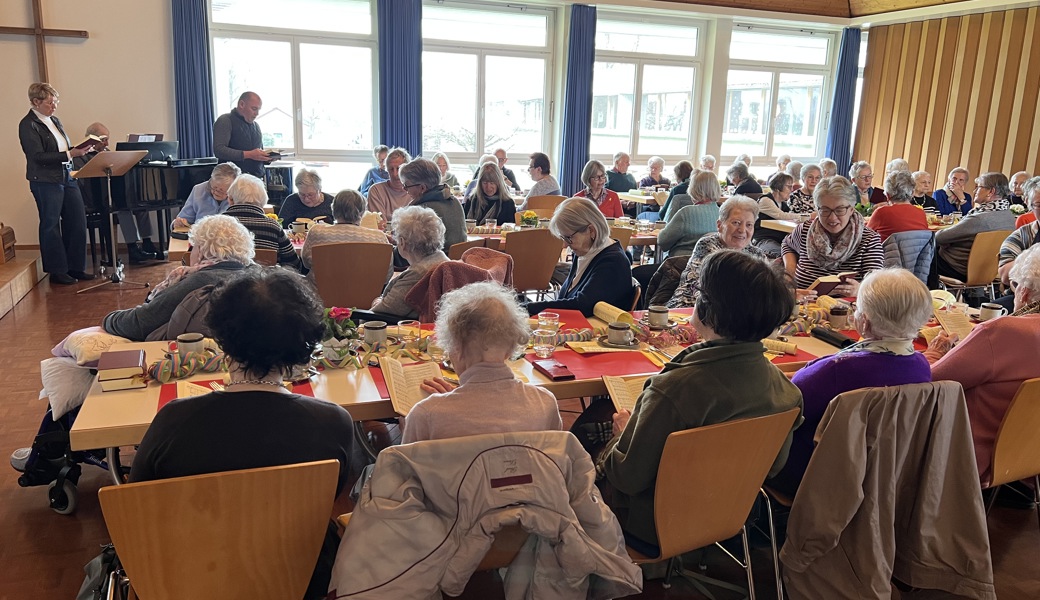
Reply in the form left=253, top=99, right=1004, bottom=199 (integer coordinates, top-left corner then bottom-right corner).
left=328, top=431, right=642, bottom=600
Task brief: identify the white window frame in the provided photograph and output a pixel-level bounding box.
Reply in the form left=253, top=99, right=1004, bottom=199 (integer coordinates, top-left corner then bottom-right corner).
left=592, top=13, right=705, bottom=167
left=725, top=24, right=837, bottom=162
left=208, top=1, right=379, bottom=164
left=421, top=1, right=556, bottom=168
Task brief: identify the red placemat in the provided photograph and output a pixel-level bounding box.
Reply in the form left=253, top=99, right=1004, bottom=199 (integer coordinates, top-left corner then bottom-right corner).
left=157, top=379, right=315, bottom=411
left=770, top=348, right=819, bottom=365
left=525, top=348, right=659, bottom=379
left=367, top=367, right=391, bottom=399
left=539, top=309, right=593, bottom=332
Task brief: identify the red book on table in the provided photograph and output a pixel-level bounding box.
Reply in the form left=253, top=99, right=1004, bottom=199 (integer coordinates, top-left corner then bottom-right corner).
left=96, top=349, right=146, bottom=381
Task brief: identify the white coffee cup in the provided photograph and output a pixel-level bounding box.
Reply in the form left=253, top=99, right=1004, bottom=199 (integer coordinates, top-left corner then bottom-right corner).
left=291, top=221, right=309, bottom=234
left=363, top=321, right=387, bottom=345
left=647, top=305, right=670, bottom=328
left=175, top=332, right=205, bottom=358
left=979, top=303, right=1008, bottom=321
left=607, top=321, right=635, bottom=345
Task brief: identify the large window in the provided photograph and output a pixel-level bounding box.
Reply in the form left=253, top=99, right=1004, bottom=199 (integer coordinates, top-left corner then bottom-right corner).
left=723, top=28, right=833, bottom=160
left=593, top=17, right=701, bottom=163
left=210, top=0, right=377, bottom=191
left=421, top=2, right=554, bottom=188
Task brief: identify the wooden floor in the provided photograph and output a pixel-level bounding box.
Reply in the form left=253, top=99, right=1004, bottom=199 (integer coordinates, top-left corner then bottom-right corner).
left=0, top=260, right=1038, bottom=599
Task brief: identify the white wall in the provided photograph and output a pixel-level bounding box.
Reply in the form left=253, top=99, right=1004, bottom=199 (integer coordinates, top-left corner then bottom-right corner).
left=0, top=0, right=175, bottom=247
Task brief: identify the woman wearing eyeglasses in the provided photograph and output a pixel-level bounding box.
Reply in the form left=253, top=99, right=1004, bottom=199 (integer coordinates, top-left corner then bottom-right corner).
left=526, top=197, right=634, bottom=316
left=782, top=176, right=884, bottom=297
left=574, top=160, right=624, bottom=218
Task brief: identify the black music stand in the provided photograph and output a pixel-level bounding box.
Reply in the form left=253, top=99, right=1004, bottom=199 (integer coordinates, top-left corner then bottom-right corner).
left=72, top=150, right=151, bottom=293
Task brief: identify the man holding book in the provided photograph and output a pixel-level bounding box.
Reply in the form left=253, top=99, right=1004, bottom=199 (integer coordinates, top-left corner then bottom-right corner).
left=213, top=91, right=270, bottom=178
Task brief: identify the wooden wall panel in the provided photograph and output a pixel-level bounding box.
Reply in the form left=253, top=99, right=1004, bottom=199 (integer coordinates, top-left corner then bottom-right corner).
left=853, top=7, right=1040, bottom=185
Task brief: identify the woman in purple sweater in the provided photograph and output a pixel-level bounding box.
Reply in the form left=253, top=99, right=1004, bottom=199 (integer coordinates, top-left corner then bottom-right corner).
left=768, top=268, right=934, bottom=496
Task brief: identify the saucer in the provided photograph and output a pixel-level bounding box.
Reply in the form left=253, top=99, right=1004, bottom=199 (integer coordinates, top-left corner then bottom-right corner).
left=597, top=335, right=641, bottom=349
left=646, top=319, right=679, bottom=330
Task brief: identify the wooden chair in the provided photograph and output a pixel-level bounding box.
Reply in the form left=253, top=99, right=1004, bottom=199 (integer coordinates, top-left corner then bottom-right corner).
left=448, top=238, right=485, bottom=260
left=630, top=283, right=641, bottom=312
left=610, top=226, right=634, bottom=248
left=628, top=408, right=800, bottom=600
left=253, top=248, right=278, bottom=266
left=938, top=230, right=1010, bottom=301
left=99, top=460, right=339, bottom=600
left=503, top=228, right=565, bottom=300
left=311, top=242, right=393, bottom=308
left=525, top=195, right=567, bottom=212
left=985, top=377, right=1040, bottom=532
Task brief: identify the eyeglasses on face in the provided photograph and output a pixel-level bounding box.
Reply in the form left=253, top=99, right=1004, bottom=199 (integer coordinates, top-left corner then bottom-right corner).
left=589, top=174, right=607, bottom=182
left=561, top=224, right=590, bottom=244
left=403, top=183, right=424, bottom=190
left=819, top=205, right=852, bottom=218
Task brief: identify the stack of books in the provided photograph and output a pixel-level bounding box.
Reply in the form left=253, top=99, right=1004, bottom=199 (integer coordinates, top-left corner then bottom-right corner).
left=97, top=349, right=147, bottom=391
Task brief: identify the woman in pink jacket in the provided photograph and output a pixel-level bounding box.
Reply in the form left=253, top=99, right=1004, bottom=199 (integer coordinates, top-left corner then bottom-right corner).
left=926, top=244, right=1040, bottom=485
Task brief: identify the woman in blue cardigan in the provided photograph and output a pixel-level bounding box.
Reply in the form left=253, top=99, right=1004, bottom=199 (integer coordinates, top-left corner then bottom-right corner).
left=527, top=197, right=634, bottom=316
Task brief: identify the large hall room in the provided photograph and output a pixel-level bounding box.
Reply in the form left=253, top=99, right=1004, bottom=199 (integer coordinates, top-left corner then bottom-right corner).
left=3, top=0, right=1040, bottom=598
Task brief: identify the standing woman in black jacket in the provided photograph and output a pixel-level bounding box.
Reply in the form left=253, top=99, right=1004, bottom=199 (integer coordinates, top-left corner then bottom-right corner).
left=18, top=83, right=98, bottom=285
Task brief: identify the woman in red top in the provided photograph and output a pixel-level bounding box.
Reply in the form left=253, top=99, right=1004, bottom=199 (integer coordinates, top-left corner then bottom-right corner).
left=867, top=171, right=929, bottom=242
left=575, top=160, right=624, bottom=218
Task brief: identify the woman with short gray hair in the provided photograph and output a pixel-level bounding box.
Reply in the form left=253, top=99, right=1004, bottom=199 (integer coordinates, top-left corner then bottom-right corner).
left=658, top=171, right=721, bottom=258
left=526, top=197, right=634, bottom=316
left=225, top=174, right=302, bottom=271
left=370, top=205, right=448, bottom=319
left=639, top=156, right=671, bottom=189
left=400, top=157, right=467, bottom=250
left=277, top=168, right=334, bottom=225
left=575, top=160, right=624, bottom=217
left=866, top=170, right=930, bottom=242
left=173, top=162, right=241, bottom=229
left=935, top=171, right=1016, bottom=281
left=431, top=152, right=459, bottom=189
left=402, top=281, right=563, bottom=443
left=301, top=189, right=390, bottom=271
left=768, top=267, right=933, bottom=496
left=789, top=164, right=822, bottom=213
left=728, top=161, right=763, bottom=196
left=819, top=158, right=838, bottom=178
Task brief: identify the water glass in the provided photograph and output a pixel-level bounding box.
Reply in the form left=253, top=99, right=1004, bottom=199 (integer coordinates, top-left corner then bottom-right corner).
left=465, top=219, right=477, bottom=233
left=537, top=311, right=560, bottom=332
left=483, top=218, right=497, bottom=230
left=427, top=338, right=445, bottom=363
left=532, top=329, right=557, bottom=359
left=396, top=320, right=420, bottom=349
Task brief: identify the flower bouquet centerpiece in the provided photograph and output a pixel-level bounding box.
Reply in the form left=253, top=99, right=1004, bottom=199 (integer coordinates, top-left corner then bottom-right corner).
left=321, top=307, right=359, bottom=360
left=265, top=212, right=283, bottom=228
left=1011, top=203, right=1027, bottom=216
left=521, top=210, right=540, bottom=227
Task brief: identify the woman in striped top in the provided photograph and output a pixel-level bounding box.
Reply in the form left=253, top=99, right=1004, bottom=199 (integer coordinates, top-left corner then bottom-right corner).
left=782, top=176, right=883, bottom=297
left=224, top=174, right=303, bottom=272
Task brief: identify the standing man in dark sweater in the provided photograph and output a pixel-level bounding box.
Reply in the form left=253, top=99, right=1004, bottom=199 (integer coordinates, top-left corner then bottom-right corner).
left=213, top=91, right=270, bottom=178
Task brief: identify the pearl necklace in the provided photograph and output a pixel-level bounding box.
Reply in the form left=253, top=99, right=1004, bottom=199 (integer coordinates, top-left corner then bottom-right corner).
left=226, top=379, right=287, bottom=390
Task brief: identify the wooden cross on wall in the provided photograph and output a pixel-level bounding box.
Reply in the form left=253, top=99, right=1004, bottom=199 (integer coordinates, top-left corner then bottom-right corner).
left=0, top=0, right=88, bottom=82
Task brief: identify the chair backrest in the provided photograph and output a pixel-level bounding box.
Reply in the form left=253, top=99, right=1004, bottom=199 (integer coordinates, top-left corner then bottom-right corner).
left=404, top=261, right=495, bottom=322
left=254, top=248, right=278, bottom=266
left=99, top=460, right=339, bottom=600
left=461, top=247, right=513, bottom=286
left=448, top=238, right=485, bottom=260
left=610, top=226, right=634, bottom=248
left=503, top=228, right=565, bottom=293
left=990, top=377, right=1040, bottom=487
left=652, top=408, right=800, bottom=560
left=311, top=242, right=393, bottom=308
left=630, top=282, right=641, bottom=311
left=965, top=230, right=1011, bottom=286
left=525, top=195, right=567, bottom=212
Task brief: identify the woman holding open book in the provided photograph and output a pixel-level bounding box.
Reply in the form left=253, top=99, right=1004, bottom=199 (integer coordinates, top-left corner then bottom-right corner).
left=401, top=282, right=562, bottom=443
left=781, top=176, right=884, bottom=297
left=597, top=250, right=803, bottom=554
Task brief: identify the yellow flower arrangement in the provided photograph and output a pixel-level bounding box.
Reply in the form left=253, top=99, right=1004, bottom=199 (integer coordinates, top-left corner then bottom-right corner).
left=521, top=210, right=540, bottom=226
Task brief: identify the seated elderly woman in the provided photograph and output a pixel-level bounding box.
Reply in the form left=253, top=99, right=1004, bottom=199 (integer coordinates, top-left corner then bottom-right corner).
left=103, top=215, right=255, bottom=341
left=431, top=152, right=460, bottom=189
left=782, top=176, right=884, bottom=297
left=788, top=163, right=822, bottom=214
left=638, top=156, right=671, bottom=189
left=753, top=172, right=804, bottom=258
left=728, top=161, right=763, bottom=196
left=526, top=198, right=634, bottom=317
left=129, top=267, right=354, bottom=600
left=599, top=250, right=803, bottom=552
left=935, top=171, right=1015, bottom=282
left=301, top=189, right=390, bottom=271
left=400, top=157, right=467, bottom=251
left=768, top=268, right=933, bottom=496
left=926, top=244, right=1040, bottom=486
left=867, top=170, right=930, bottom=242
left=667, top=195, right=765, bottom=308
left=465, top=162, right=517, bottom=227
left=277, top=168, right=334, bottom=225
left=999, top=176, right=1040, bottom=287
left=657, top=171, right=721, bottom=258
left=575, top=160, right=624, bottom=218
left=402, top=281, right=563, bottom=443
left=370, top=206, right=449, bottom=319
left=223, top=173, right=302, bottom=271
left=660, top=160, right=695, bottom=218
left=172, top=162, right=240, bottom=229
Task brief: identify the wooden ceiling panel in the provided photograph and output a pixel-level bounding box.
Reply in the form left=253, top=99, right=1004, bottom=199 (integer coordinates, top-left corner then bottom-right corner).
left=850, top=0, right=968, bottom=18
left=656, top=0, right=972, bottom=19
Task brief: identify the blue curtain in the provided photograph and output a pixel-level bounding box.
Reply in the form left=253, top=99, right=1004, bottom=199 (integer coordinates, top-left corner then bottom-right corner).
left=378, top=0, right=422, bottom=155
left=172, top=0, right=215, bottom=159
left=559, top=5, right=597, bottom=196
left=824, top=27, right=861, bottom=175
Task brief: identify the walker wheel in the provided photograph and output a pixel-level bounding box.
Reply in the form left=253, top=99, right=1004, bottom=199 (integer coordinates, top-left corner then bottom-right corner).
left=48, top=479, right=77, bottom=515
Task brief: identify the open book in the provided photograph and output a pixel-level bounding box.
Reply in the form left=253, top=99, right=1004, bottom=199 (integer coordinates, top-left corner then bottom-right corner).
left=934, top=307, right=974, bottom=342
left=73, top=134, right=107, bottom=151
left=378, top=356, right=441, bottom=416
left=594, top=301, right=634, bottom=325
left=808, top=272, right=858, bottom=296
left=602, top=375, right=649, bottom=412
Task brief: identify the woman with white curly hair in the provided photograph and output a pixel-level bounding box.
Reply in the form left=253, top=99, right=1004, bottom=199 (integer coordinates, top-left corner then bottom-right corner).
left=102, top=214, right=256, bottom=341
left=402, top=281, right=563, bottom=443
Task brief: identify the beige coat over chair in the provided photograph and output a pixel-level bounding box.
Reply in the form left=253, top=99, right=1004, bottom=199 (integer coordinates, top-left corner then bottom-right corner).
left=780, top=381, right=996, bottom=600
left=328, top=431, right=642, bottom=600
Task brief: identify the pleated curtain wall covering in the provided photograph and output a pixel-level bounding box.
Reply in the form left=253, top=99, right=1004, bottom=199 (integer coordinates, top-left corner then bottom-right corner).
left=172, top=0, right=216, bottom=159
